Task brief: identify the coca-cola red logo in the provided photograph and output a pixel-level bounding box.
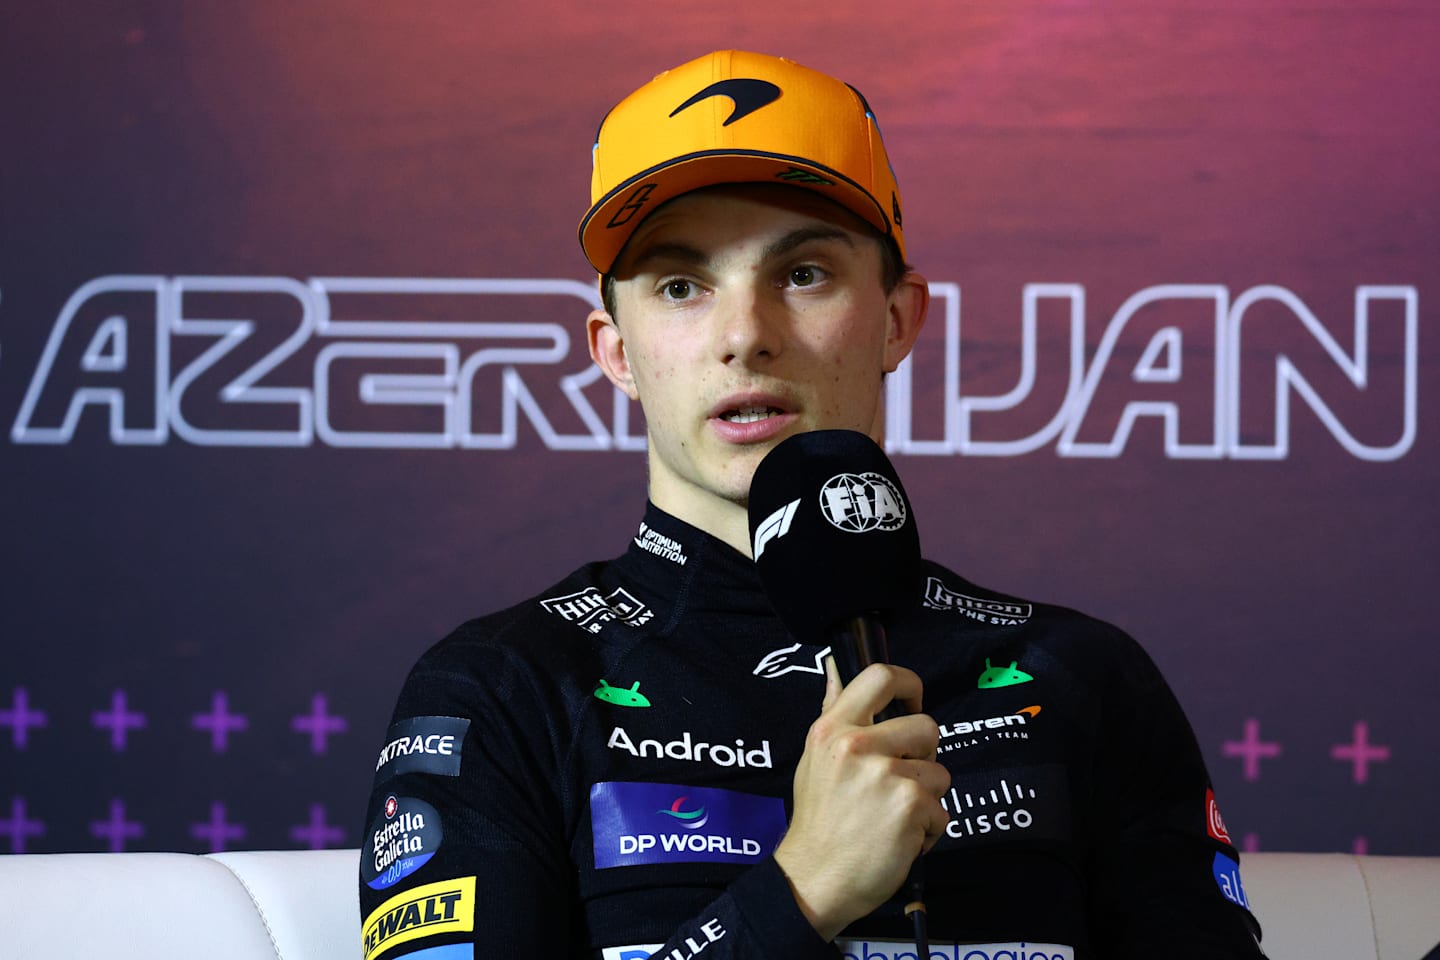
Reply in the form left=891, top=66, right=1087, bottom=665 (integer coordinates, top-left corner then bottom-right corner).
left=1206, top=788, right=1232, bottom=845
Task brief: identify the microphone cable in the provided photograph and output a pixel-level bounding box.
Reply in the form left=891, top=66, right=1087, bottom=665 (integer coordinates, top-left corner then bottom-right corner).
left=832, top=615, right=930, bottom=959
left=903, top=865, right=930, bottom=958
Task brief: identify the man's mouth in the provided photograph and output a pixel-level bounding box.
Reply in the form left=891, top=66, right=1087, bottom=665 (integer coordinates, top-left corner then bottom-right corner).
left=720, top=405, right=783, bottom=424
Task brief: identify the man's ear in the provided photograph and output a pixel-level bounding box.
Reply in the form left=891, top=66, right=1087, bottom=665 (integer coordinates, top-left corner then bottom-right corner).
left=881, top=270, right=930, bottom=374
left=587, top=307, right=640, bottom=401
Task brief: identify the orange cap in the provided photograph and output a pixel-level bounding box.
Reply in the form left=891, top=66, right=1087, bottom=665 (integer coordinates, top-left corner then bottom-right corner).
left=579, top=50, right=905, bottom=274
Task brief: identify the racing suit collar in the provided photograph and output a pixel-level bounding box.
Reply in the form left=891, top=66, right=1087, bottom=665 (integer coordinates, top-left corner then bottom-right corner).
left=622, top=501, right=774, bottom=619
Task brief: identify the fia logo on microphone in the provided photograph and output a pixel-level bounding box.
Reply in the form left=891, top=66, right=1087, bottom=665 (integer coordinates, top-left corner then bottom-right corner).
left=819, top=472, right=906, bottom=533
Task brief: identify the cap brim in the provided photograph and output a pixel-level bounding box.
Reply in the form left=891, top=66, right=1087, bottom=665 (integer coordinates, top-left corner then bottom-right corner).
left=579, top=150, right=894, bottom=275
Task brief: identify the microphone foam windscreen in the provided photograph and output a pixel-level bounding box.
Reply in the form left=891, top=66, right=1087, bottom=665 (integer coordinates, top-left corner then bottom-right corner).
left=747, top=430, right=922, bottom=645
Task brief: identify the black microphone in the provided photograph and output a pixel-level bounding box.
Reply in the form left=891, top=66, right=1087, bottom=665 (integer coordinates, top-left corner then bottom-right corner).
left=747, top=429, right=930, bottom=950
left=747, top=429, right=921, bottom=654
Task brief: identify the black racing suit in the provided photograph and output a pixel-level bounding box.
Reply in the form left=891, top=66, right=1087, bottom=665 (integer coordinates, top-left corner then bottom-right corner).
left=359, top=502, right=1264, bottom=960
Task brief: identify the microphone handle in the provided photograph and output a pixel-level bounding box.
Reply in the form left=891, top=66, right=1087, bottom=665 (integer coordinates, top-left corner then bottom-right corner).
left=828, top=613, right=930, bottom=952
left=829, top=613, right=903, bottom=721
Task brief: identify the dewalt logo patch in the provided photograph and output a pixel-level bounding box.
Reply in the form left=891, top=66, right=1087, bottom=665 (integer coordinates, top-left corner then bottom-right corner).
left=362, top=876, right=475, bottom=960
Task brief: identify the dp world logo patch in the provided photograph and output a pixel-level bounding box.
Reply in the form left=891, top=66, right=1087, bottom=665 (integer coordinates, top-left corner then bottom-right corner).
left=589, top=781, right=786, bottom=869
left=819, top=472, right=906, bottom=533
left=657, top=796, right=709, bottom=829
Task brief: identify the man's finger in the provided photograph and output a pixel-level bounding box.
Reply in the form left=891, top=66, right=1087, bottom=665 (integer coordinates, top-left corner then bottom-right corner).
left=829, top=662, right=924, bottom=723
left=821, top=655, right=842, bottom=711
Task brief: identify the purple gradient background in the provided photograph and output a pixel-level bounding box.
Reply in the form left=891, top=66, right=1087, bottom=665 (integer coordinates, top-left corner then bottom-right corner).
left=1, top=1, right=1436, bottom=855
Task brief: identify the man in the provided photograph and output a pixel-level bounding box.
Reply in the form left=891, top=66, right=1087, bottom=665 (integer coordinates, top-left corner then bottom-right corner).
left=359, top=50, right=1264, bottom=960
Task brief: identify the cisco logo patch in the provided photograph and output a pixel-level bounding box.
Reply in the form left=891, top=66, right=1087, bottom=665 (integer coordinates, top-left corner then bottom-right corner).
left=940, top=764, right=1067, bottom=845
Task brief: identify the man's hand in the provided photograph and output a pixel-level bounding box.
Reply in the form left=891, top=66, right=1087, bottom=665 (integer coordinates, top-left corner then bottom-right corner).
left=773, top=658, right=950, bottom=942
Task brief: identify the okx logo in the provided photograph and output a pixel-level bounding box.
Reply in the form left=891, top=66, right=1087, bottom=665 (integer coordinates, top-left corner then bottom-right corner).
left=374, top=716, right=468, bottom=783
left=590, top=781, right=786, bottom=869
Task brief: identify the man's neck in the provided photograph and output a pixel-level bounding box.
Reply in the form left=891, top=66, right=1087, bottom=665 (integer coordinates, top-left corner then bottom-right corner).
left=649, top=491, right=753, bottom=559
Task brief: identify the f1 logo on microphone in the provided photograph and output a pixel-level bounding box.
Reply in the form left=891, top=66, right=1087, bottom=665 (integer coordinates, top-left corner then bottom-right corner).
left=752, top=498, right=799, bottom=559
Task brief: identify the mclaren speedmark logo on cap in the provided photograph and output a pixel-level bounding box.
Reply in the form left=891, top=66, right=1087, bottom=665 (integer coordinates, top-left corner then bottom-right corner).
left=670, top=79, right=782, bottom=126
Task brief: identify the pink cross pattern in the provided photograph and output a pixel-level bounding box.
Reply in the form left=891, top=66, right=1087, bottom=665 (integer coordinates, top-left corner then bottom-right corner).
left=1330, top=721, right=1390, bottom=784
left=92, top=689, right=147, bottom=751
left=1, top=796, right=46, bottom=853
left=1222, top=717, right=1282, bottom=781
left=289, top=803, right=349, bottom=849
left=190, top=802, right=246, bottom=853
left=291, top=694, right=349, bottom=755
left=0, top=687, right=48, bottom=749
left=90, top=798, right=145, bottom=852
left=192, top=691, right=249, bottom=753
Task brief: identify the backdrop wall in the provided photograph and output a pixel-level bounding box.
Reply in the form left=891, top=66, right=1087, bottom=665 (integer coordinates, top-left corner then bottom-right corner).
left=2, top=1, right=1436, bottom=858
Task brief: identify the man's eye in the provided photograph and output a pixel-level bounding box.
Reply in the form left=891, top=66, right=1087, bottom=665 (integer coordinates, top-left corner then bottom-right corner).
left=789, top=266, right=821, bottom=287
left=663, top=279, right=693, bottom=300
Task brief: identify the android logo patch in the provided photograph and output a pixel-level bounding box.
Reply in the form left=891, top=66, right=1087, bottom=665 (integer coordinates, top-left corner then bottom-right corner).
left=977, top=659, right=1034, bottom=689
left=594, top=679, right=651, bottom=708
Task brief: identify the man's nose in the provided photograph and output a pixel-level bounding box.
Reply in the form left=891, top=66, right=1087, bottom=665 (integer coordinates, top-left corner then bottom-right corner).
left=718, top=286, right=782, bottom=365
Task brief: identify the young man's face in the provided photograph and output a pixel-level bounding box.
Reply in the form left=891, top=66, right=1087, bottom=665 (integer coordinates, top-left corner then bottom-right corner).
left=588, top=184, right=928, bottom=545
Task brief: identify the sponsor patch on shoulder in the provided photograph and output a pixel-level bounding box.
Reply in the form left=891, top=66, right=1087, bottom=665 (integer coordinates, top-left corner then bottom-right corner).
left=1212, top=851, right=1251, bottom=909
left=375, top=716, right=468, bottom=782
left=1206, top=788, right=1233, bottom=845
left=361, top=876, right=474, bottom=960
left=924, top=577, right=1032, bottom=625
left=363, top=796, right=443, bottom=890
left=590, top=781, right=786, bottom=869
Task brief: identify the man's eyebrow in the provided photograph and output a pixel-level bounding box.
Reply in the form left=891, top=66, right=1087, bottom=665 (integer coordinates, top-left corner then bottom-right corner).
left=762, top=226, right=856, bottom=262
left=624, top=226, right=857, bottom=275
left=624, top=241, right=709, bottom=274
